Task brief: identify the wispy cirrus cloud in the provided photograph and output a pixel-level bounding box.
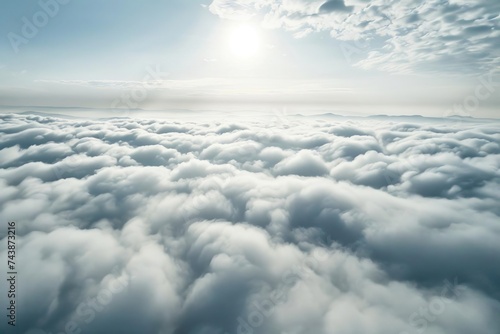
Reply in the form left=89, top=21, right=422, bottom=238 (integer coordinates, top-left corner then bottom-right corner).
left=209, top=0, right=500, bottom=74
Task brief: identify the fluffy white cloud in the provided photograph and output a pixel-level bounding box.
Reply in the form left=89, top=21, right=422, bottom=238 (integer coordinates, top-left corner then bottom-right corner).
left=209, top=0, right=500, bottom=74
left=0, top=112, right=499, bottom=334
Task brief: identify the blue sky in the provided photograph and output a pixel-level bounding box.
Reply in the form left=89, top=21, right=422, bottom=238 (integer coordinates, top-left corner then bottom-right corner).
left=1, top=0, right=499, bottom=117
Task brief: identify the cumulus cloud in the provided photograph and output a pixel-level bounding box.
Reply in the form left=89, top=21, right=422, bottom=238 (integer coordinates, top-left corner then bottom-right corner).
left=1, top=112, right=500, bottom=334
left=208, top=0, right=500, bottom=74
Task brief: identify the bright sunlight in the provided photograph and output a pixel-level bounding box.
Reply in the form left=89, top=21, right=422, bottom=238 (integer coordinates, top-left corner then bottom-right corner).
left=229, top=24, right=260, bottom=59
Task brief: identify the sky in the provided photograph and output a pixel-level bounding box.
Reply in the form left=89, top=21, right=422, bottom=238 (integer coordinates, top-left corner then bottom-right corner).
left=0, top=0, right=499, bottom=117
left=1, top=2, right=500, bottom=333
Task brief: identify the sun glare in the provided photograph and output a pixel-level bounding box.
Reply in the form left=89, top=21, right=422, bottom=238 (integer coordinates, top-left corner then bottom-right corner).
left=229, top=25, right=260, bottom=59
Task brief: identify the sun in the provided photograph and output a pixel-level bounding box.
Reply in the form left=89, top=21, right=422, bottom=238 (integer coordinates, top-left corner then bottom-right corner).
left=229, top=24, right=260, bottom=59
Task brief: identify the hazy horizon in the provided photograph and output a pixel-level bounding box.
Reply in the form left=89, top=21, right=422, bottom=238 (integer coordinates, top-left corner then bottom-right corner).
left=1, top=0, right=499, bottom=117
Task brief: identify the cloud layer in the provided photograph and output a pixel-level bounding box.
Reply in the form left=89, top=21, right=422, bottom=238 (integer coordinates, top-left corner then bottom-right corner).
left=209, top=0, right=500, bottom=74
left=1, top=113, right=500, bottom=334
